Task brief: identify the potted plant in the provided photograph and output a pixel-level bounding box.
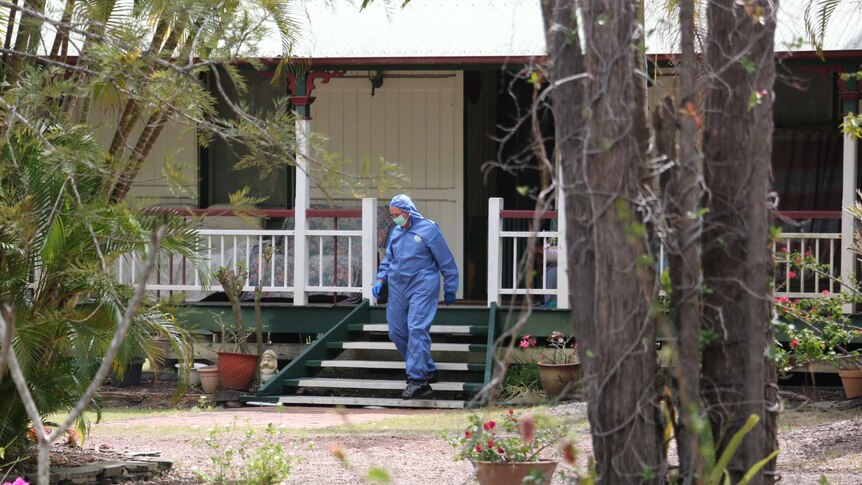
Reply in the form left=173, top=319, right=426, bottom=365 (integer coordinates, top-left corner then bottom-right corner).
left=214, top=265, right=258, bottom=391
left=521, top=332, right=580, bottom=399
left=447, top=409, right=570, bottom=485
left=773, top=240, right=862, bottom=398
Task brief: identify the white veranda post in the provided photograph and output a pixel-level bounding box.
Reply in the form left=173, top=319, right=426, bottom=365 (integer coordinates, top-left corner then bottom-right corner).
left=487, top=198, right=503, bottom=307
left=556, top=165, right=569, bottom=310
left=362, top=198, right=378, bottom=304
left=841, top=130, right=857, bottom=313
left=293, top=118, right=310, bottom=305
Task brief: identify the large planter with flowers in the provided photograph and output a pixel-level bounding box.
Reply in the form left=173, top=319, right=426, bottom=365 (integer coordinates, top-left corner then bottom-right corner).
left=538, top=362, right=580, bottom=399
left=474, top=460, right=558, bottom=485
left=449, top=409, right=567, bottom=485
left=521, top=331, right=580, bottom=400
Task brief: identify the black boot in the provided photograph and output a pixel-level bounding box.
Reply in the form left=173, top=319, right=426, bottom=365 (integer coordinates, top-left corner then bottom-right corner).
left=401, top=380, right=433, bottom=400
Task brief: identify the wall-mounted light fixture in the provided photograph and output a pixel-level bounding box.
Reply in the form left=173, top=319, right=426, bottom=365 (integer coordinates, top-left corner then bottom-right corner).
left=369, top=71, right=384, bottom=96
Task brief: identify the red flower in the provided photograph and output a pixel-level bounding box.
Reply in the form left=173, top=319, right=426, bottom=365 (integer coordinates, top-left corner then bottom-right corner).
left=562, top=441, right=577, bottom=465
left=795, top=256, right=802, bottom=264
left=482, top=420, right=496, bottom=431
left=465, top=431, right=471, bottom=438
left=805, top=249, right=812, bottom=257
left=498, top=447, right=505, bottom=454
left=780, top=246, right=788, bottom=253
left=507, top=409, right=514, bottom=415
left=788, top=271, right=797, bottom=278
left=790, top=339, right=799, bottom=348
left=487, top=440, right=494, bottom=447
left=475, top=445, right=483, bottom=452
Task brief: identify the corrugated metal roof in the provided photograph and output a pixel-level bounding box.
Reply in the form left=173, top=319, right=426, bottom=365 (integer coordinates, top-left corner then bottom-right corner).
left=267, top=0, right=547, bottom=59
left=29, top=0, right=862, bottom=61
left=646, top=0, right=862, bottom=56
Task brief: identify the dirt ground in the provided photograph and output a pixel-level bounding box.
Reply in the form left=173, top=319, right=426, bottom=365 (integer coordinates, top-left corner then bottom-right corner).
left=11, top=391, right=862, bottom=484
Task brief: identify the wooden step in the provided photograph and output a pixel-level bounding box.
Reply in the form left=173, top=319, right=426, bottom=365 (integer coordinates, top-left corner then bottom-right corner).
left=283, top=377, right=483, bottom=392
left=348, top=324, right=487, bottom=335
left=247, top=395, right=467, bottom=409
left=327, top=342, right=486, bottom=352
left=305, top=360, right=484, bottom=371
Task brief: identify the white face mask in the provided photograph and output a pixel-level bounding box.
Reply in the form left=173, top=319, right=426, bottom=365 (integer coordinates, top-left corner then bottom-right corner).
left=392, top=213, right=408, bottom=227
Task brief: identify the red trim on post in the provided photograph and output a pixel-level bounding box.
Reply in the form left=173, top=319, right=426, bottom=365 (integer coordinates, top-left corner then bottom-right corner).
left=840, top=90, right=861, bottom=101
left=290, top=96, right=315, bottom=106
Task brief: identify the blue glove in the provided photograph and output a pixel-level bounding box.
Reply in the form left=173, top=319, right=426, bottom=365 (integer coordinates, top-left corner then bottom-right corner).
left=444, top=292, right=456, bottom=306
left=372, top=280, right=384, bottom=300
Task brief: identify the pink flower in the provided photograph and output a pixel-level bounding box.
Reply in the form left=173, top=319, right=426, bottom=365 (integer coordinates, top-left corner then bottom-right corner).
left=780, top=246, right=788, bottom=253
left=805, top=249, right=812, bottom=257
left=788, top=271, right=797, bottom=278
left=519, top=339, right=530, bottom=349
left=778, top=296, right=790, bottom=303
left=519, top=413, right=535, bottom=442
left=822, top=290, right=830, bottom=296
left=790, top=339, right=799, bottom=348
left=2, top=479, right=29, bottom=485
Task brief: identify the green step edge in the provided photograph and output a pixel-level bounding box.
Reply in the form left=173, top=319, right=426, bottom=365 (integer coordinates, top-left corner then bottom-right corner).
left=347, top=324, right=488, bottom=335
left=281, top=379, right=484, bottom=393
left=325, top=342, right=488, bottom=352
left=304, top=360, right=486, bottom=372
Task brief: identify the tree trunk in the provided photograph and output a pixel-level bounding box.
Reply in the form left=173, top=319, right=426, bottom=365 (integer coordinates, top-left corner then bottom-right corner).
left=548, top=0, right=665, bottom=481
left=702, top=0, right=778, bottom=483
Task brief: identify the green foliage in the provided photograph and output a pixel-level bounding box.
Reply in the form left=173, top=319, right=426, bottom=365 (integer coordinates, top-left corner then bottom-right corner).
left=501, top=362, right=541, bottom=399
left=366, top=467, right=392, bottom=483
left=699, top=414, right=779, bottom=485
left=772, top=246, right=862, bottom=373
left=196, top=422, right=297, bottom=485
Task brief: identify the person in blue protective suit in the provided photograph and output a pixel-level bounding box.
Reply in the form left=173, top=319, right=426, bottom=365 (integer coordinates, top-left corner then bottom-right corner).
left=372, top=194, right=459, bottom=399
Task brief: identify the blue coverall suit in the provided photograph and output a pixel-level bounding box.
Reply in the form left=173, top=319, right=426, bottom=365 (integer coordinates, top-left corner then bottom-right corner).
left=376, top=196, right=459, bottom=382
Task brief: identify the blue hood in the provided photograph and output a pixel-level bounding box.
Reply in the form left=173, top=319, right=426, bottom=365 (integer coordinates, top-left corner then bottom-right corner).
left=388, top=194, right=424, bottom=220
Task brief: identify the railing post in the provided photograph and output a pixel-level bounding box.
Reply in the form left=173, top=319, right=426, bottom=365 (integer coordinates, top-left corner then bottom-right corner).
left=488, top=198, right=503, bottom=307
left=362, top=198, right=378, bottom=305
left=841, top=132, right=857, bottom=313
left=556, top=170, right=569, bottom=310
left=293, top=119, right=310, bottom=305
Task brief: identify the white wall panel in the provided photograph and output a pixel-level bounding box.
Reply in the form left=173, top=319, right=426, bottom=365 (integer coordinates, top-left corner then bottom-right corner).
left=311, top=71, right=465, bottom=296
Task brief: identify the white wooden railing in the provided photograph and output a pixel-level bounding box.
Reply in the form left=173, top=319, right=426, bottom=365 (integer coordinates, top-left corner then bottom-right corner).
left=487, top=198, right=569, bottom=309
left=486, top=199, right=846, bottom=308
left=118, top=198, right=378, bottom=304
left=773, top=232, right=843, bottom=298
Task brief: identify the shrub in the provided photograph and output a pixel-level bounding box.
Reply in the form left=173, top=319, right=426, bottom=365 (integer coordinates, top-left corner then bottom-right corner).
left=195, top=421, right=298, bottom=485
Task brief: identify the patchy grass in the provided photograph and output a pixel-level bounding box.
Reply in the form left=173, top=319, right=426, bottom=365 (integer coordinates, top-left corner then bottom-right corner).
left=778, top=406, right=859, bottom=431
left=50, top=407, right=190, bottom=424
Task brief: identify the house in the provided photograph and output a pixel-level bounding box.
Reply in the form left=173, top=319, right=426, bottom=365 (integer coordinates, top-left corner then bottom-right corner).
left=104, top=0, right=862, bottom=406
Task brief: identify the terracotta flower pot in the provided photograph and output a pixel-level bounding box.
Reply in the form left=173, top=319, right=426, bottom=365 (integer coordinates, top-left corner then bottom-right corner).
left=838, top=369, right=862, bottom=399
left=474, top=460, right=557, bottom=485
left=538, top=362, right=580, bottom=399
left=199, top=365, right=220, bottom=393
left=217, top=352, right=258, bottom=391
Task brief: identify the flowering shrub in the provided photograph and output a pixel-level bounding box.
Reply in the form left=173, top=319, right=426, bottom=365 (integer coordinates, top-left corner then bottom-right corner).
left=772, top=248, right=862, bottom=373
left=195, top=421, right=298, bottom=485
left=519, top=331, right=578, bottom=365
left=2, top=479, right=28, bottom=485
left=447, top=409, right=567, bottom=463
